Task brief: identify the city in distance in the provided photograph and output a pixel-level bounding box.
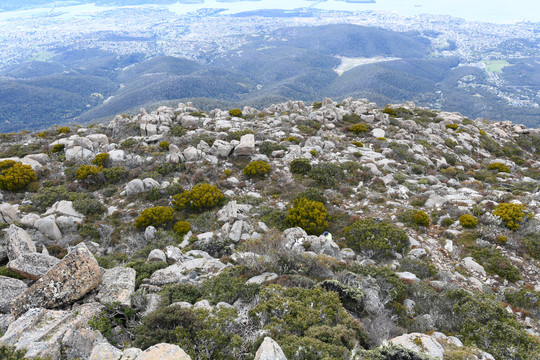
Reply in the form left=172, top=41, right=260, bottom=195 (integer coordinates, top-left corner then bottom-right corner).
left=0, top=0, right=538, bottom=132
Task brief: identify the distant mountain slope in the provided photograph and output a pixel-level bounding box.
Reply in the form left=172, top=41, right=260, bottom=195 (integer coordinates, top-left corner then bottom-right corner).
left=0, top=24, right=538, bottom=132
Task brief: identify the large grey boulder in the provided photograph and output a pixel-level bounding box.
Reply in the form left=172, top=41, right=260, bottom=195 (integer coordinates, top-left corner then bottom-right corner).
left=149, top=258, right=227, bottom=286
left=254, top=337, right=287, bottom=360
left=460, top=257, right=486, bottom=277
left=97, top=266, right=136, bottom=307
left=210, top=139, right=234, bottom=158
left=11, top=243, right=102, bottom=317
left=45, top=200, right=84, bottom=218
left=62, top=327, right=106, bottom=360
left=4, top=224, right=36, bottom=261
left=136, top=343, right=191, bottom=360
left=0, top=203, right=19, bottom=224
left=234, top=134, right=255, bottom=156
left=390, top=333, right=444, bottom=358
left=33, top=216, right=62, bottom=241
left=7, top=252, right=60, bottom=280
left=125, top=179, right=145, bottom=196
left=89, top=342, right=123, bottom=360
left=0, top=276, right=27, bottom=313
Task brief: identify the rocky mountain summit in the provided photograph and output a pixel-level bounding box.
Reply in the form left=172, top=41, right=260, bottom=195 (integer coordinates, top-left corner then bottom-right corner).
left=0, top=97, right=539, bottom=360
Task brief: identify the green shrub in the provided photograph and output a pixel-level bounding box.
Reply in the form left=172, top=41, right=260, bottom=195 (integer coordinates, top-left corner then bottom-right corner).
left=75, top=165, right=102, bottom=180
left=382, top=106, right=396, bottom=117
left=0, top=162, right=37, bottom=191
left=523, top=234, right=540, bottom=259
left=344, top=219, right=409, bottom=259
left=0, top=159, right=16, bottom=170
left=447, top=289, right=540, bottom=360
left=296, top=188, right=325, bottom=204
left=413, top=210, right=431, bottom=226
left=174, top=220, right=191, bottom=236
left=51, top=143, right=65, bottom=153
left=173, top=183, right=224, bottom=212
left=92, top=153, right=110, bottom=168
left=459, top=214, right=478, bottom=228
left=399, top=258, right=438, bottom=279
left=286, top=197, right=329, bottom=236
left=200, top=267, right=259, bottom=305
left=504, top=288, right=540, bottom=314
left=259, top=141, right=285, bottom=156
left=160, top=283, right=202, bottom=306
left=159, top=141, right=170, bottom=150
left=170, top=124, right=187, bottom=137
left=471, top=248, right=522, bottom=282
left=135, top=206, right=175, bottom=230
left=135, top=306, right=244, bottom=359
left=441, top=217, right=455, bottom=227
left=102, top=166, right=129, bottom=183
left=71, top=193, right=105, bottom=217
left=57, top=126, right=70, bottom=134
left=89, top=302, right=138, bottom=346
left=318, top=280, right=365, bottom=314
left=349, top=265, right=407, bottom=305
left=312, top=101, right=322, bottom=109
left=126, top=260, right=168, bottom=287
left=120, top=138, right=137, bottom=149
left=446, top=124, right=459, bottom=130
left=445, top=138, right=457, bottom=148
left=243, top=160, right=271, bottom=178
left=349, top=123, right=369, bottom=135
left=342, top=113, right=362, bottom=123
left=290, top=158, right=311, bottom=174
left=351, top=141, right=364, bottom=147
left=488, top=162, right=510, bottom=173
left=29, top=185, right=70, bottom=212
left=493, top=203, right=531, bottom=230
left=226, top=129, right=254, bottom=142
left=228, top=108, right=243, bottom=117
left=309, top=163, right=344, bottom=188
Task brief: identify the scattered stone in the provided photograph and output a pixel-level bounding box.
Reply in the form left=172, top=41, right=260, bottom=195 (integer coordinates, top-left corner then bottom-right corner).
left=136, top=343, right=192, bottom=360
left=0, top=276, right=27, bottom=313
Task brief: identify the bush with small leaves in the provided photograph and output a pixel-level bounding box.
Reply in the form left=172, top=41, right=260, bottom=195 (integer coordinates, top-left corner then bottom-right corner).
left=312, top=101, right=322, bottom=109
left=413, top=210, right=431, bottom=227
left=92, top=153, right=110, bottom=167
left=51, top=144, right=65, bottom=153
left=75, top=164, right=102, bottom=180
left=159, top=141, right=170, bottom=150
left=0, top=345, right=48, bottom=360
left=351, top=141, right=363, bottom=147
left=493, top=203, right=531, bottom=230
left=57, top=126, right=70, bottom=134
left=296, top=188, right=325, bottom=204
left=349, top=123, right=369, bottom=135
left=290, top=158, right=311, bottom=174
left=488, top=162, right=510, bottom=173
left=102, top=166, right=128, bottom=183
left=174, top=220, right=191, bottom=236
left=135, top=206, right=175, bottom=230
left=344, top=219, right=409, bottom=260
left=243, top=160, right=271, bottom=178
left=472, top=247, right=522, bottom=282
left=127, top=260, right=168, bottom=287
left=445, top=124, right=459, bottom=130
left=0, top=161, right=37, bottom=191
left=259, top=141, right=286, bottom=156
left=228, top=108, right=242, bottom=117
left=286, top=197, right=329, bottom=236
left=226, top=129, right=254, bottom=142
left=309, top=163, right=344, bottom=188
left=459, top=214, right=478, bottom=228
left=172, top=183, right=224, bottom=212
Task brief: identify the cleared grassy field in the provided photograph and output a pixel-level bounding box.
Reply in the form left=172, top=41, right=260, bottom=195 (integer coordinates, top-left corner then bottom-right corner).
left=484, top=59, right=511, bottom=73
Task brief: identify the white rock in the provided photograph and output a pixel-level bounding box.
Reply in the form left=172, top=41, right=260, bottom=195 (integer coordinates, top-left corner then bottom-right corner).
left=45, top=200, right=84, bottom=218
left=254, top=337, right=287, bottom=360
left=460, top=257, right=486, bottom=276
left=246, top=272, right=279, bottom=285
left=390, top=333, right=444, bottom=358
left=34, top=216, right=62, bottom=241
left=125, top=179, right=145, bottom=196
left=147, top=249, right=167, bottom=263
left=89, top=342, right=123, bottom=360
left=0, top=203, right=19, bottom=224
left=372, top=128, right=385, bottom=138
left=4, top=224, right=36, bottom=261
left=234, top=134, right=255, bottom=156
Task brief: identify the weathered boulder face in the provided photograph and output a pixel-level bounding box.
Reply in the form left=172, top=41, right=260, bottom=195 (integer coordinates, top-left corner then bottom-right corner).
left=97, top=266, right=136, bottom=307
left=89, top=342, right=123, bottom=360
left=0, top=203, right=19, bottom=224
left=0, top=303, right=104, bottom=359
left=4, top=224, right=36, bottom=261
left=0, top=276, right=27, bottom=313
left=234, top=134, right=255, bottom=156
left=254, top=337, right=288, bottom=360
left=136, top=343, right=192, bottom=360
left=390, top=333, right=444, bottom=358
left=11, top=243, right=102, bottom=317
left=7, top=252, right=61, bottom=280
